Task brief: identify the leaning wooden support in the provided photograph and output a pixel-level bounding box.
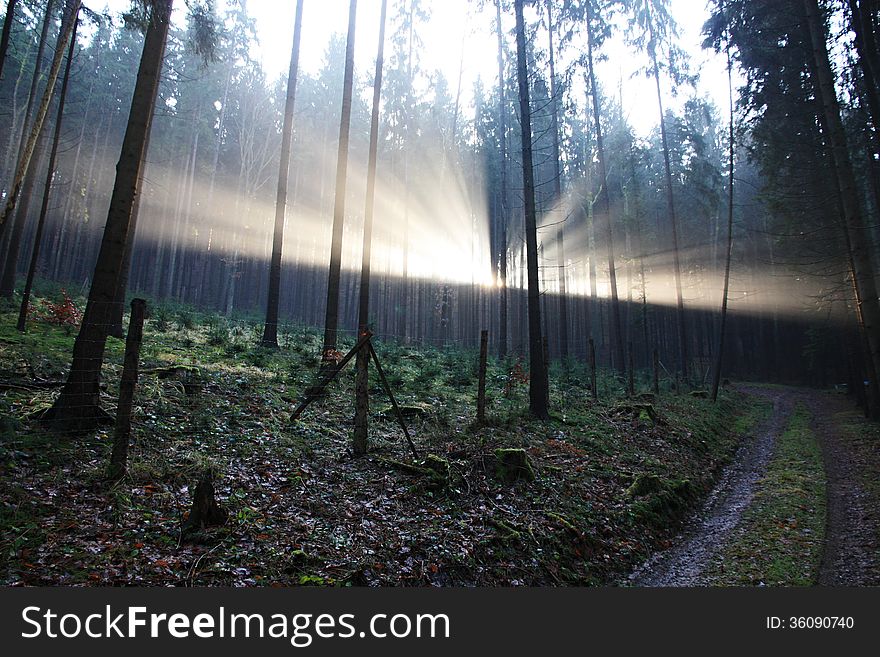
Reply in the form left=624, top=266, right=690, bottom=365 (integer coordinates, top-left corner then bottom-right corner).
left=368, top=341, right=418, bottom=458
left=289, top=332, right=372, bottom=422
left=108, top=298, right=146, bottom=481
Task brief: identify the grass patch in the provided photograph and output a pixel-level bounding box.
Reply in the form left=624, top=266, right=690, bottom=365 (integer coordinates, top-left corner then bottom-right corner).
left=707, top=405, right=826, bottom=586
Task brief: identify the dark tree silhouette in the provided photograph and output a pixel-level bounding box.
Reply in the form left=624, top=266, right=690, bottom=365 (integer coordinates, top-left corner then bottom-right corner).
left=354, top=0, right=388, bottom=455
left=584, top=0, right=626, bottom=376
left=44, top=0, right=173, bottom=432
left=494, top=0, right=509, bottom=359
left=262, top=0, right=304, bottom=348
left=514, top=0, right=549, bottom=420
left=322, top=0, right=357, bottom=362
left=0, top=0, right=19, bottom=83
left=18, top=4, right=80, bottom=331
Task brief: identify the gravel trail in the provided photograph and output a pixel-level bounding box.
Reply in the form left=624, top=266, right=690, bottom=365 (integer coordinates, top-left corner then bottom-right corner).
left=627, top=387, right=792, bottom=586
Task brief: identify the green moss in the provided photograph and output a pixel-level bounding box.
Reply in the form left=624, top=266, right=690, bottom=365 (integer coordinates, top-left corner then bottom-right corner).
left=628, top=475, right=697, bottom=528
left=493, top=448, right=535, bottom=483
left=707, top=405, right=826, bottom=586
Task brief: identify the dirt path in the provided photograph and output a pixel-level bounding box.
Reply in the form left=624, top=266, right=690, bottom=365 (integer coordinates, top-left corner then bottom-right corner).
left=627, top=386, right=793, bottom=586
left=803, top=390, right=880, bottom=586
left=627, top=386, right=880, bottom=587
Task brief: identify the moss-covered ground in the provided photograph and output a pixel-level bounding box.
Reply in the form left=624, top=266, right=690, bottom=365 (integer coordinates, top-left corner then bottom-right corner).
left=706, top=405, right=826, bottom=585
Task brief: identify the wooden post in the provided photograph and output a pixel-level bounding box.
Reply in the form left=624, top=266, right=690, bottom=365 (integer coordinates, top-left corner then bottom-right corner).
left=627, top=340, right=635, bottom=397
left=542, top=335, right=550, bottom=408
left=653, top=347, right=660, bottom=395
left=353, top=326, right=369, bottom=455
left=477, top=329, right=488, bottom=423
left=109, top=298, right=146, bottom=480
left=589, top=336, right=598, bottom=401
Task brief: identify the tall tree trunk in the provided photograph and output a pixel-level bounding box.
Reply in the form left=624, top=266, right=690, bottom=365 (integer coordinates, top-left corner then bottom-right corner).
left=850, top=0, right=880, bottom=130
left=805, top=0, right=880, bottom=416
left=0, top=0, right=73, bottom=239
left=514, top=0, right=549, bottom=419
left=647, top=4, right=689, bottom=382
left=0, top=119, right=46, bottom=298
left=18, top=8, right=78, bottom=330
left=354, top=0, right=387, bottom=456
left=321, top=0, right=357, bottom=360
left=0, top=0, right=19, bottom=82
left=396, top=0, right=416, bottom=343
left=0, top=0, right=54, bottom=281
left=495, top=0, right=509, bottom=359
left=262, top=0, right=303, bottom=347
left=585, top=3, right=626, bottom=375
left=711, top=47, right=735, bottom=403
left=43, top=0, right=172, bottom=433
left=627, top=141, right=651, bottom=366
left=546, top=0, right=568, bottom=359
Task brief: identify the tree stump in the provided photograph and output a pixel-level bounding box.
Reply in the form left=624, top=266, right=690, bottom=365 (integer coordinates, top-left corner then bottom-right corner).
left=493, top=448, right=535, bottom=483
left=184, top=469, right=228, bottom=531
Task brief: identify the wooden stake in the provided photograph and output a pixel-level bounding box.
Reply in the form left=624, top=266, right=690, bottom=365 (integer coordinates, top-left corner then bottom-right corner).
left=628, top=340, right=635, bottom=397
left=589, top=336, right=598, bottom=401
left=653, top=347, right=660, bottom=395
left=542, top=335, right=550, bottom=409
left=477, top=329, right=488, bottom=423
left=109, top=298, right=146, bottom=481
left=353, top=327, right=369, bottom=455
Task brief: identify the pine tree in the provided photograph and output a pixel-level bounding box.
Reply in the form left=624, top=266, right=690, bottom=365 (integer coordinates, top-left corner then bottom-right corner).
left=514, top=0, right=549, bottom=419
left=261, top=0, right=304, bottom=348
left=44, top=0, right=173, bottom=432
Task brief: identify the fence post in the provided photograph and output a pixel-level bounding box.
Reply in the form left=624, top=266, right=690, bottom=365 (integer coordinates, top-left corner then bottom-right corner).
left=353, top=327, right=370, bottom=455
left=653, top=348, right=660, bottom=395
left=628, top=341, right=635, bottom=397
left=477, top=329, right=488, bottom=423
left=589, top=337, right=598, bottom=401
left=109, top=298, right=146, bottom=480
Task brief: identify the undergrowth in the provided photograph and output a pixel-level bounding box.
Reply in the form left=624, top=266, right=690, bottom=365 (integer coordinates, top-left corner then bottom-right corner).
left=0, top=292, right=762, bottom=586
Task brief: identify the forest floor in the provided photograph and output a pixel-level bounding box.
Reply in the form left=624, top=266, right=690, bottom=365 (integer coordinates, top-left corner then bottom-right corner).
left=1, top=291, right=878, bottom=586
left=627, top=386, right=880, bottom=586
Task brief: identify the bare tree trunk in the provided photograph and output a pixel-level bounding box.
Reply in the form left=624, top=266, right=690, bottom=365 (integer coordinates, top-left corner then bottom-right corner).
left=262, top=0, right=303, bottom=347
left=354, top=0, right=387, bottom=456
left=43, top=0, right=172, bottom=433
left=585, top=4, right=625, bottom=375
left=805, top=0, right=880, bottom=416
left=546, top=0, right=568, bottom=360
left=321, top=0, right=357, bottom=361
left=711, top=47, right=735, bottom=403
left=18, top=9, right=78, bottom=330
left=0, top=0, right=19, bottom=83
left=0, top=0, right=76, bottom=239
left=647, top=4, right=688, bottom=383
left=514, top=0, right=549, bottom=419
left=0, top=0, right=55, bottom=291
left=495, top=0, right=509, bottom=359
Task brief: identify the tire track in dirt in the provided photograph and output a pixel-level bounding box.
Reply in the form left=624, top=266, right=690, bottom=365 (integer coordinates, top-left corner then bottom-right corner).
left=626, top=387, right=793, bottom=587
left=801, top=390, right=880, bottom=586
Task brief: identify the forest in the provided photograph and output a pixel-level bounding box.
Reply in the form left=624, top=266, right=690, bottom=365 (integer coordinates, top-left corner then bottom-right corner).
left=0, top=0, right=878, bottom=588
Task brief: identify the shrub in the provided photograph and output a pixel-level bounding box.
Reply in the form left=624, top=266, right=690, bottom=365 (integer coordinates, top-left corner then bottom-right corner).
left=35, top=289, right=82, bottom=326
